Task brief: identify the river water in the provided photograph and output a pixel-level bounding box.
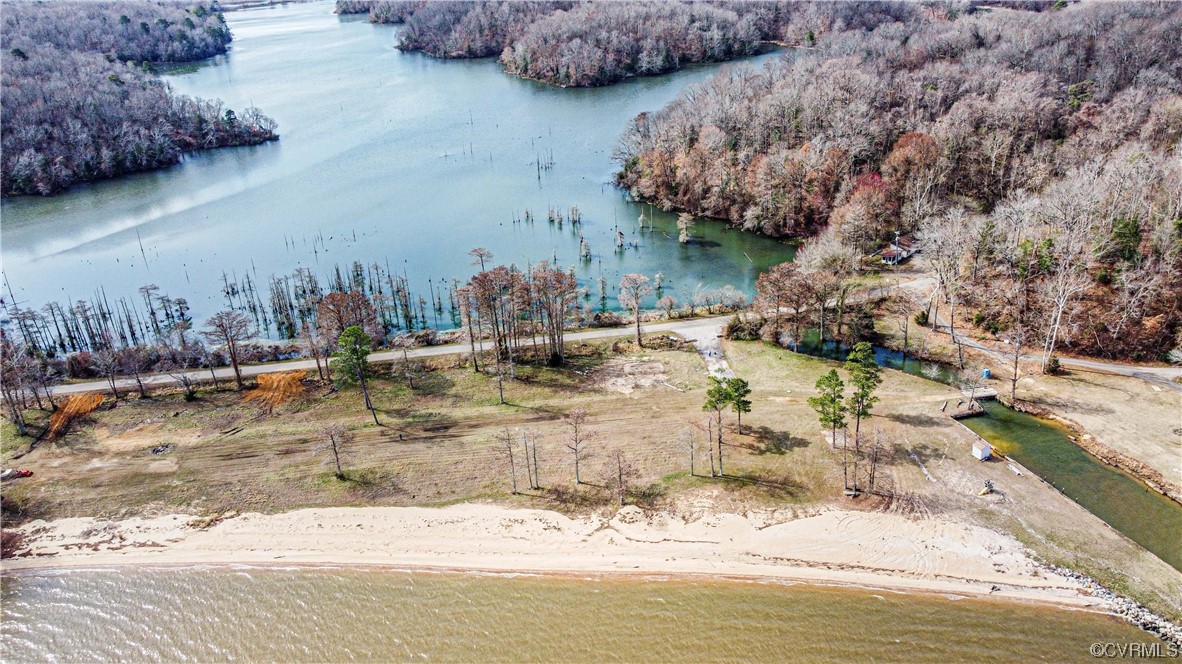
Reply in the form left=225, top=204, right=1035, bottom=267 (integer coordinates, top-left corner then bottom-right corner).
left=963, top=401, right=1182, bottom=571
left=0, top=568, right=1153, bottom=662
left=0, top=1, right=794, bottom=326
left=785, top=339, right=1182, bottom=572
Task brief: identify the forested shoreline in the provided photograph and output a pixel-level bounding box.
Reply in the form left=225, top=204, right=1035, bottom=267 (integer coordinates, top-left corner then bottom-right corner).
left=618, top=1, right=1181, bottom=361
left=1, top=1, right=278, bottom=196
left=335, top=1, right=909, bottom=87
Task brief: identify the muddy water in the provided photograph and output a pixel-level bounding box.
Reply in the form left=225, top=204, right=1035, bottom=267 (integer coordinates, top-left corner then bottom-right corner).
left=0, top=568, right=1154, bottom=662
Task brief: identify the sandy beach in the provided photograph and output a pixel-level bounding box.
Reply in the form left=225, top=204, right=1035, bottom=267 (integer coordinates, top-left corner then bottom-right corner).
left=2, top=503, right=1102, bottom=609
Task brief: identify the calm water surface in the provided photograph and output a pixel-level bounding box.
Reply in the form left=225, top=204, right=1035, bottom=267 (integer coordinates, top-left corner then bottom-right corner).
left=0, top=568, right=1153, bottom=662
left=0, top=2, right=794, bottom=324
left=963, top=401, right=1182, bottom=571
left=785, top=340, right=1182, bottom=571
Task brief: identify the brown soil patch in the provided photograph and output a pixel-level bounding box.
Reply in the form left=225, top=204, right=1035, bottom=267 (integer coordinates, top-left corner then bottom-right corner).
left=589, top=358, right=669, bottom=394
left=94, top=424, right=199, bottom=453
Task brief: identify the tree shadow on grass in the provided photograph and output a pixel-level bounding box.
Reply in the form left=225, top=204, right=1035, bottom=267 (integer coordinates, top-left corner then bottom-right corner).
left=893, top=441, right=942, bottom=465
left=410, top=372, right=455, bottom=396
left=740, top=426, right=811, bottom=455
left=544, top=483, right=613, bottom=509
left=715, top=471, right=804, bottom=499
left=328, top=466, right=407, bottom=501
left=886, top=412, right=947, bottom=428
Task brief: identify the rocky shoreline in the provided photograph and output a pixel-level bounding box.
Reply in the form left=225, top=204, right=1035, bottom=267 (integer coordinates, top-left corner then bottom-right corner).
left=1051, top=565, right=1182, bottom=646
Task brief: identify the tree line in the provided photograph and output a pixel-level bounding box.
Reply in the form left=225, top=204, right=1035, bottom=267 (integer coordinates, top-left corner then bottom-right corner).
left=0, top=244, right=755, bottom=439
left=619, top=0, right=1181, bottom=361
left=336, top=1, right=918, bottom=87
left=2, top=1, right=278, bottom=195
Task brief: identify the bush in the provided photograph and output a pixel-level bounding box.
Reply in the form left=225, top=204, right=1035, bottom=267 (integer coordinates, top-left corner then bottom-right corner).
left=589, top=311, right=624, bottom=328
left=724, top=314, right=761, bottom=340
left=1044, top=355, right=1062, bottom=374
left=1, top=529, right=26, bottom=558
left=65, top=351, right=94, bottom=378
left=913, top=310, right=929, bottom=327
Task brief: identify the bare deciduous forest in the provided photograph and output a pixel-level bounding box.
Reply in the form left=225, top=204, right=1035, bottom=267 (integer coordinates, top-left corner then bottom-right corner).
left=1, top=1, right=278, bottom=195
left=336, top=0, right=909, bottom=87
left=615, top=1, right=1181, bottom=361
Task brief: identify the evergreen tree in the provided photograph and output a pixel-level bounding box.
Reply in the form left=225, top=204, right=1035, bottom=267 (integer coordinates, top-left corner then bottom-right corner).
left=808, top=369, right=846, bottom=448
left=334, top=325, right=378, bottom=424
left=703, top=375, right=730, bottom=475
left=844, top=342, right=882, bottom=443
left=726, top=377, right=752, bottom=432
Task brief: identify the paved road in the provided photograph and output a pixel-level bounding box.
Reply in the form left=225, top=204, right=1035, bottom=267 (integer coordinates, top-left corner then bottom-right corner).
left=49, top=316, right=734, bottom=397
left=49, top=284, right=1181, bottom=397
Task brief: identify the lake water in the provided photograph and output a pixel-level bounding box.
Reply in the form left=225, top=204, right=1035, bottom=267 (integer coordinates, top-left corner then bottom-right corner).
left=0, top=1, right=794, bottom=328
left=0, top=567, right=1154, bottom=662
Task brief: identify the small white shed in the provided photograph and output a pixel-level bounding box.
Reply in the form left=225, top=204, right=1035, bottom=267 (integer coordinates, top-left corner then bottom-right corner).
left=972, top=441, right=992, bottom=461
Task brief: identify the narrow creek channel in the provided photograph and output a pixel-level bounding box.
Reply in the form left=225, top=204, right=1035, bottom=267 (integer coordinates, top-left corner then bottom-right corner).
left=788, top=336, right=1182, bottom=571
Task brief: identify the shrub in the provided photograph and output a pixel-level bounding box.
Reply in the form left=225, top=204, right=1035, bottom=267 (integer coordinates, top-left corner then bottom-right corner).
left=1044, top=355, right=1062, bottom=374
left=724, top=314, right=761, bottom=340
left=65, top=352, right=94, bottom=378
left=913, top=310, right=929, bottom=327
left=1, top=529, right=26, bottom=558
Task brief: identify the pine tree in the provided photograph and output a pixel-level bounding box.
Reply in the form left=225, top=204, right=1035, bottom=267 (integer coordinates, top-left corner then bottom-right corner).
left=844, top=342, right=882, bottom=444
left=334, top=325, right=378, bottom=424
left=726, top=377, right=752, bottom=432
left=808, top=369, right=846, bottom=448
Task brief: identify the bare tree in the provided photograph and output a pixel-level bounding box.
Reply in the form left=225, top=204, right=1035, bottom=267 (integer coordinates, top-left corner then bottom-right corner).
left=300, top=322, right=326, bottom=381
left=0, top=341, right=29, bottom=436
left=91, top=346, right=121, bottom=399
left=201, top=310, right=254, bottom=391
left=162, top=343, right=202, bottom=401
left=1037, top=267, right=1089, bottom=373
left=321, top=422, right=354, bottom=480
left=618, top=273, right=652, bottom=347
left=564, top=408, right=593, bottom=485
left=1003, top=324, right=1029, bottom=403
left=607, top=450, right=639, bottom=506
left=118, top=346, right=153, bottom=399
left=920, top=208, right=972, bottom=368
left=469, top=247, right=493, bottom=271
left=499, top=428, right=518, bottom=494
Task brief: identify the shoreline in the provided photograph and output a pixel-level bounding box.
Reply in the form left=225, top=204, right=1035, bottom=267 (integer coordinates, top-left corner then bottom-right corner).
left=0, top=503, right=1100, bottom=608
left=1006, top=399, right=1182, bottom=505
left=870, top=334, right=1182, bottom=505
left=0, top=559, right=1122, bottom=617
left=6, top=503, right=1180, bottom=644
